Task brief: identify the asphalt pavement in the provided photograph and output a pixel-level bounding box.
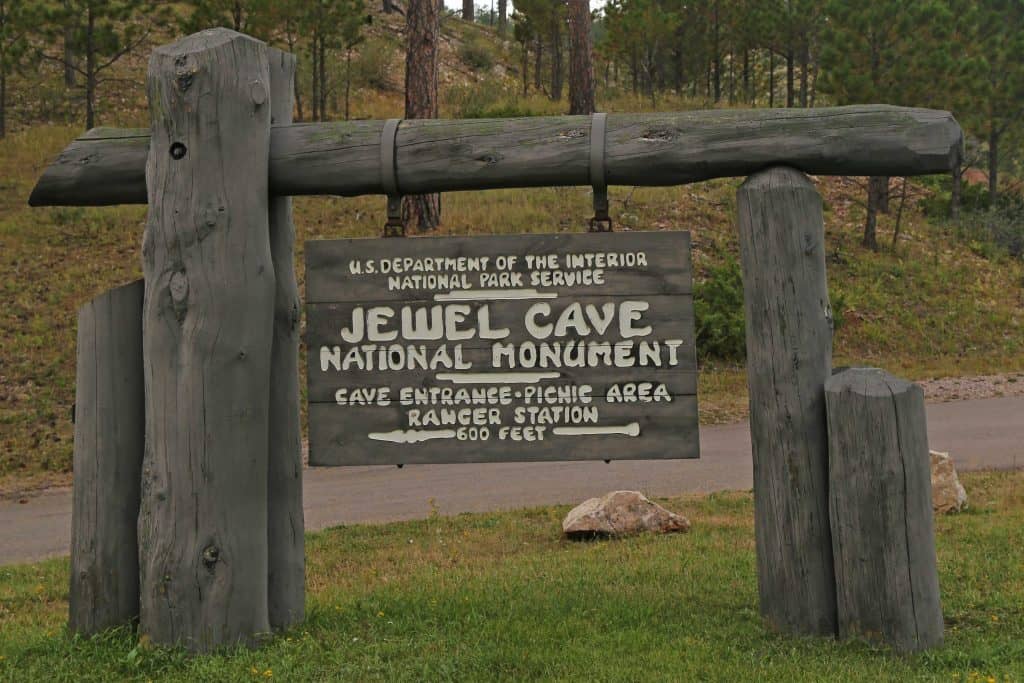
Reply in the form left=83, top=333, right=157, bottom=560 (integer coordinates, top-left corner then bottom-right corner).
left=2, top=395, right=1021, bottom=566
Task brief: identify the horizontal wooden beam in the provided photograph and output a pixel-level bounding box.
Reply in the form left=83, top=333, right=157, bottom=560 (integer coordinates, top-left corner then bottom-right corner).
left=29, top=105, right=962, bottom=207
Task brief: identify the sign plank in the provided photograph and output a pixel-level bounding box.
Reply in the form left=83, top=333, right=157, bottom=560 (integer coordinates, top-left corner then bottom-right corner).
left=305, top=230, right=698, bottom=466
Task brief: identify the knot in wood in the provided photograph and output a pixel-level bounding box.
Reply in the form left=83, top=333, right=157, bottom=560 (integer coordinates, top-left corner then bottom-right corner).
left=640, top=129, right=675, bottom=142
left=250, top=80, right=267, bottom=106
left=173, top=55, right=196, bottom=92
left=202, top=545, right=220, bottom=567
left=169, top=271, right=189, bottom=304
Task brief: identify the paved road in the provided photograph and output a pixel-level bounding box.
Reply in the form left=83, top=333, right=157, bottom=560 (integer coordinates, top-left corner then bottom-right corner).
left=2, top=396, right=1021, bottom=566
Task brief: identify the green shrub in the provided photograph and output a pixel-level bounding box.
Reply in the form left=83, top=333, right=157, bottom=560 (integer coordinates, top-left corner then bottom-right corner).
left=353, top=39, right=396, bottom=91
left=694, top=259, right=746, bottom=361
left=959, top=200, right=1024, bottom=259
left=458, top=36, right=495, bottom=71
left=919, top=176, right=990, bottom=219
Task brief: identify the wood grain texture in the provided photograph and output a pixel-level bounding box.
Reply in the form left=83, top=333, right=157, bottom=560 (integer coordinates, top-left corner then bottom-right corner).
left=825, top=368, right=944, bottom=653
left=737, top=167, right=837, bottom=636
left=306, top=231, right=697, bottom=466
left=69, top=280, right=144, bottom=636
left=266, top=46, right=305, bottom=632
left=30, top=105, right=963, bottom=206
left=136, top=28, right=274, bottom=652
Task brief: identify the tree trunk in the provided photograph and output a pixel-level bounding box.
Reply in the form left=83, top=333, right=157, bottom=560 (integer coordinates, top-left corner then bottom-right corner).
left=550, top=14, right=563, bottom=102
left=743, top=49, right=750, bottom=105
left=534, top=36, right=543, bottom=91
left=988, top=125, right=999, bottom=205
left=785, top=49, right=794, bottom=107
left=344, top=49, right=352, bottom=120
left=863, top=176, right=884, bottom=250
left=310, top=36, right=319, bottom=121
left=950, top=162, right=961, bottom=220
left=266, top=46, right=304, bottom=632
left=85, top=7, right=96, bottom=129
left=0, top=70, right=6, bottom=139
left=521, top=39, right=529, bottom=95
left=138, top=29, right=274, bottom=652
left=567, top=0, right=594, bottom=115
left=712, top=1, right=721, bottom=103
left=498, top=0, right=507, bottom=35
left=318, top=35, right=327, bottom=121
left=404, top=0, right=441, bottom=232
left=799, top=42, right=809, bottom=107
left=737, top=166, right=837, bottom=637
left=462, top=0, right=473, bottom=21
left=64, top=0, right=77, bottom=87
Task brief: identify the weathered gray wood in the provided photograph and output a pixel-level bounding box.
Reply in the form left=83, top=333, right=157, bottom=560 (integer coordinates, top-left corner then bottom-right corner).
left=266, top=46, right=305, bottom=632
left=306, top=231, right=693, bottom=304
left=305, top=231, right=697, bottom=467
left=825, top=368, right=944, bottom=653
left=29, top=105, right=962, bottom=206
left=136, top=28, right=275, bottom=652
left=69, top=280, right=144, bottom=635
left=736, top=167, right=836, bottom=636
left=309, top=399, right=700, bottom=466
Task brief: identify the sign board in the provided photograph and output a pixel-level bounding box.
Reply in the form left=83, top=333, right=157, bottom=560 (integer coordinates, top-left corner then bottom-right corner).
left=305, top=231, right=698, bottom=466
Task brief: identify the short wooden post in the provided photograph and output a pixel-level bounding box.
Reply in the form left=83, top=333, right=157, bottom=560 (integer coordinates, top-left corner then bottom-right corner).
left=737, top=166, right=837, bottom=636
left=825, top=368, right=944, bottom=652
left=137, top=29, right=275, bottom=651
left=266, top=46, right=305, bottom=630
left=69, top=280, right=144, bottom=635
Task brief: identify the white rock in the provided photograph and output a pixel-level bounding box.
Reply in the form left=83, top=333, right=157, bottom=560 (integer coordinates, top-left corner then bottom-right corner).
left=930, top=450, right=968, bottom=514
left=562, top=490, right=691, bottom=538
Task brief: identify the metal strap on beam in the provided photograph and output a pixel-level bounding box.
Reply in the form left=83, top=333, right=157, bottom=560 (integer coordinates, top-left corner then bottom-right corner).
left=589, top=112, right=611, bottom=232
left=380, top=118, right=403, bottom=237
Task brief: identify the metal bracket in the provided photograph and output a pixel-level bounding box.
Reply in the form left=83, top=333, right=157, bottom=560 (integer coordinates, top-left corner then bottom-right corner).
left=589, top=112, right=612, bottom=232
left=381, top=118, right=404, bottom=237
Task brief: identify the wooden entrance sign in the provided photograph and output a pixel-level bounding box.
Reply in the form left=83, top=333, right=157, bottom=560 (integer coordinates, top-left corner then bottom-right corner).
left=28, top=26, right=966, bottom=654
left=306, top=231, right=698, bottom=466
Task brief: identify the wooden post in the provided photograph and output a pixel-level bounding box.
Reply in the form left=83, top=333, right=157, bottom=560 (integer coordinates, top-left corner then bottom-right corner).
left=737, top=166, right=837, bottom=636
left=137, top=29, right=275, bottom=651
left=69, top=280, right=144, bottom=635
left=825, top=368, right=944, bottom=652
left=266, top=46, right=305, bottom=630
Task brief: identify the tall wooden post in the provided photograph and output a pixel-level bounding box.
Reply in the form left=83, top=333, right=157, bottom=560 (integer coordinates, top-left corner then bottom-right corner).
left=737, top=166, right=837, bottom=636
left=826, top=368, right=944, bottom=652
left=137, top=29, right=275, bottom=651
left=69, top=281, right=144, bottom=635
left=266, top=46, right=305, bottom=630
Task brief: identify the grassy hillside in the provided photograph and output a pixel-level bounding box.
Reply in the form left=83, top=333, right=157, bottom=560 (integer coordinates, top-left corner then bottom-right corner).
left=2, top=122, right=1022, bottom=491
left=1, top=470, right=1022, bottom=679
left=0, top=11, right=1022, bottom=491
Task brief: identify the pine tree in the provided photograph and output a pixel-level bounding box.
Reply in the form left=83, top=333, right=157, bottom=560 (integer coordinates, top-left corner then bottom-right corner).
left=43, top=0, right=170, bottom=129
left=819, top=0, right=946, bottom=249
left=0, top=0, right=33, bottom=137
left=404, top=0, right=441, bottom=231
left=955, top=0, right=1024, bottom=205
left=567, top=0, right=595, bottom=114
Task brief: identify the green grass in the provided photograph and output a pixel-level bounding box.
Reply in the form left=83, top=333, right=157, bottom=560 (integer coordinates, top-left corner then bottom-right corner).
left=1, top=471, right=1022, bottom=681
left=2, top=121, right=1024, bottom=489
